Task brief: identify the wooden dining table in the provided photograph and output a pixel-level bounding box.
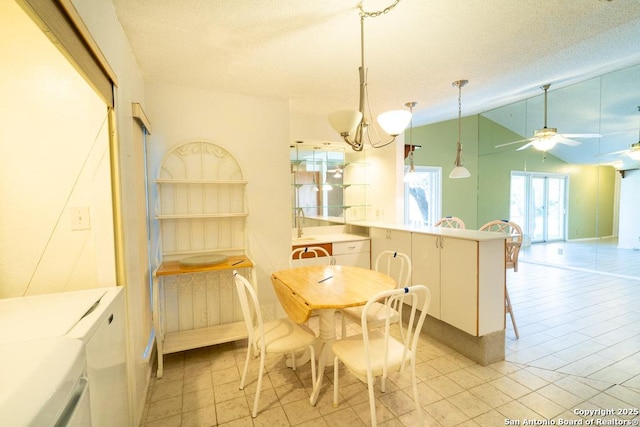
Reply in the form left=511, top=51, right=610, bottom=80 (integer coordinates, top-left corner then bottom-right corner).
left=270, top=264, right=397, bottom=404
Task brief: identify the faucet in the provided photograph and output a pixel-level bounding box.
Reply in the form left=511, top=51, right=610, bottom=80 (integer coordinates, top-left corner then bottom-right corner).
left=296, top=208, right=305, bottom=238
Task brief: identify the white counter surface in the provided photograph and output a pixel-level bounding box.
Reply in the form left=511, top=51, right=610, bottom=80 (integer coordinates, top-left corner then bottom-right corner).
left=292, top=233, right=369, bottom=245
left=351, top=221, right=508, bottom=242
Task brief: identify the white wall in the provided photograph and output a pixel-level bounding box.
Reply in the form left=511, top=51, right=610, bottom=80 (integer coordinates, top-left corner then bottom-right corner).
left=364, top=137, right=406, bottom=223
left=618, top=169, right=640, bottom=249
left=144, top=83, right=292, bottom=318
left=0, top=1, right=115, bottom=297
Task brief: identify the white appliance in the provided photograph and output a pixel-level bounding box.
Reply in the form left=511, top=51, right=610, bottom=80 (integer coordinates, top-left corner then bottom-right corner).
left=0, top=336, right=91, bottom=426
left=67, top=288, right=129, bottom=426
left=0, top=287, right=129, bottom=426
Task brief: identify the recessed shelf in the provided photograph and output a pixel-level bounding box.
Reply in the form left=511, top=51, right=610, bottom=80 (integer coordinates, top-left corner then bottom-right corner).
left=156, top=179, right=247, bottom=184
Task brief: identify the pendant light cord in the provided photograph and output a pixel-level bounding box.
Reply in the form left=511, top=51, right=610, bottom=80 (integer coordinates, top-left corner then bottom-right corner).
left=458, top=83, right=462, bottom=145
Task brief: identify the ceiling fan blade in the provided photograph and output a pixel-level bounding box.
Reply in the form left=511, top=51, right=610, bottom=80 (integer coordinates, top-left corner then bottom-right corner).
left=516, top=141, right=534, bottom=151
left=555, top=136, right=582, bottom=146
left=560, top=133, right=601, bottom=139
left=495, top=138, right=532, bottom=148
left=598, top=149, right=628, bottom=157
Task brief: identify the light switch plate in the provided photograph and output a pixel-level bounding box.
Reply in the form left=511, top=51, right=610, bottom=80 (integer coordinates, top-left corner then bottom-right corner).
left=70, top=206, right=91, bottom=230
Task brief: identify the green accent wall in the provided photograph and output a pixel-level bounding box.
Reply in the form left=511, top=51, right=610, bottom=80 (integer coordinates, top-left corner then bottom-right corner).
left=409, top=115, right=479, bottom=229
left=407, top=114, right=616, bottom=239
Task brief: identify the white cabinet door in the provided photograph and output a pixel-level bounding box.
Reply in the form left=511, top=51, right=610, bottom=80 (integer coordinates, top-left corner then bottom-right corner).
left=440, top=237, right=478, bottom=335
left=411, top=233, right=441, bottom=319
left=370, top=228, right=412, bottom=261
left=370, top=228, right=412, bottom=288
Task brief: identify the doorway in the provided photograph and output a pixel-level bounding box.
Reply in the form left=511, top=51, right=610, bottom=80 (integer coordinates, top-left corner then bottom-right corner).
left=510, top=172, right=568, bottom=244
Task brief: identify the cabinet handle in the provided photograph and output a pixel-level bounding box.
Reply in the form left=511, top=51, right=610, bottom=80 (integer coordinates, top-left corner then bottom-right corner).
left=348, top=246, right=356, bottom=250
left=108, top=314, right=114, bottom=324
left=440, top=236, right=444, bottom=249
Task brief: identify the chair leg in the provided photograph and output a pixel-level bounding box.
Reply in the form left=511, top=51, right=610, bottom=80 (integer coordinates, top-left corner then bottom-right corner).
left=366, top=370, right=377, bottom=426
left=333, top=357, right=339, bottom=408
left=290, top=351, right=297, bottom=370
left=240, top=344, right=251, bottom=390
left=251, top=352, right=266, bottom=418
left=505, top=287, right=520, bottom=339
left=411, top=359, right=424, bottom=426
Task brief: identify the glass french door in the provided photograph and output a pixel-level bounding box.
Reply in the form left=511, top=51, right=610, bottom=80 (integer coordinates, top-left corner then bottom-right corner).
left=510, top=172, right=568, bottom=243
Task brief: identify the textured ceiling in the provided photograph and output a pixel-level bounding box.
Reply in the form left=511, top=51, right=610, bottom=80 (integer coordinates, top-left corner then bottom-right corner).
left=111, top=0, right=640, bottom=126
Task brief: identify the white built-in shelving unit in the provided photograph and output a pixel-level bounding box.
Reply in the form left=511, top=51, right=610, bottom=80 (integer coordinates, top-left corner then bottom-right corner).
left=152, top=141, right=255, bottom=378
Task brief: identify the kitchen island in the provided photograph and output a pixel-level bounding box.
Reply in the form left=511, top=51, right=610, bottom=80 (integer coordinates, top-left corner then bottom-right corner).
left=358, top=221, right=508, bottom=365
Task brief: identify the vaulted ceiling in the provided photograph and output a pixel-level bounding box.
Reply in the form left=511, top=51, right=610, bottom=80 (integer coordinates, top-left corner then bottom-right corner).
left=110, top=0, right=640, bottom=164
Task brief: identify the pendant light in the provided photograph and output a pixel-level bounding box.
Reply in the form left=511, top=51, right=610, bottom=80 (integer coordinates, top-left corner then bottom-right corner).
left=322, top=151, right=333, bottom=191
left=403, top=102, right=419, bottom=183
left=311, top=150, right=320, bottom=191
left=449, top=79, right=471, bottom=179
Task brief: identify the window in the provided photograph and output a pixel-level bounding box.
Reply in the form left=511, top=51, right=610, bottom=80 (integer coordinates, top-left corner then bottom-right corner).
left=404, top=166, right=442, bottom=227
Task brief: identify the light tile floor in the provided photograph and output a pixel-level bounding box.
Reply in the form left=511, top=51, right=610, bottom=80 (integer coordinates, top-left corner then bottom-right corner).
left=141, top=261, right=640, bottom=426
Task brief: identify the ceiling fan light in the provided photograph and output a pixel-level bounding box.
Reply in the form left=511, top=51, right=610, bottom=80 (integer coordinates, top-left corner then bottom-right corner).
left=329, top=110, right=363, bottom=136
left=532, top=138, right=557, bottom=151
left=377, top=109, right=412, bottom=136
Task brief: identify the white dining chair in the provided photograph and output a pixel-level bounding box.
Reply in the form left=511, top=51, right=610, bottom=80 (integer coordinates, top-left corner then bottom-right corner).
left=434, top=216, right=466, bottom=229
left=340, top=250, right=412, bottom=338
left=233, top=271, right=317, bottom=417
left=479, top=219, right=523, bottom=338
left=331, top=285, right=431, bottom=427
left=289, top=246, right=335, bottom=268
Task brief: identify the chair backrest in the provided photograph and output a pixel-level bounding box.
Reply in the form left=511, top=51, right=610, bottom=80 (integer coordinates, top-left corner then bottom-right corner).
left=374, top=250, right=412, bottom=289
left=289, top=246, right=335, bottom=267
left=361, top=285, right=431, bottom=373
left=233, top=271, right=263, bottom=349
left=479, top=220, right=523, bottom=271
left=434, top=216, right=465, bottom=229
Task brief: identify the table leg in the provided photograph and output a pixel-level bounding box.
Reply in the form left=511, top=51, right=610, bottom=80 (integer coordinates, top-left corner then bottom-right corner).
left=317, top=309, right=337, bottom=364
left=310, top=309, right=337, bottom=405
left=286, top=309, right=336, bottom=370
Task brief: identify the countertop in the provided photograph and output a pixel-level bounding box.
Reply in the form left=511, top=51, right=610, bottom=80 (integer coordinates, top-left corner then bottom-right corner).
left=291, top=233, right=370, bottom=246
left=351, top=221, right=509, bottom=242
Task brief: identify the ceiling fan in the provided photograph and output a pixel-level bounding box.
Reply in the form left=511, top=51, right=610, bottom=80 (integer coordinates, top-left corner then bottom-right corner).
left=600, top=106, right=640, bottom=162
left=495, top=84, right=601, bottom=152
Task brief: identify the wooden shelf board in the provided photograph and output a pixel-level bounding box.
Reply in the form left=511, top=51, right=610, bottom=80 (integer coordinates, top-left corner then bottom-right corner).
left=156, top=254, right=253, bottom=276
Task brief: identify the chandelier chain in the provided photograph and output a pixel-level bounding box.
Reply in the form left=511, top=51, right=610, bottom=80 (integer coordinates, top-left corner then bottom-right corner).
left=359, top=0, right=402, bottom=18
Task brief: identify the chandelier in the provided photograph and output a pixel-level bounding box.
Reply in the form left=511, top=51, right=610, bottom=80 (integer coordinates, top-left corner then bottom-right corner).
left=328, top=0, right=412, bottom=151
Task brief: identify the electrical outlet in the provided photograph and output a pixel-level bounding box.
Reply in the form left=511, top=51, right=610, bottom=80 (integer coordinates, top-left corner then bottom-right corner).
left=70, top=206, right=91, bottom=231
left=200, top=309, right=208, bottom=324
